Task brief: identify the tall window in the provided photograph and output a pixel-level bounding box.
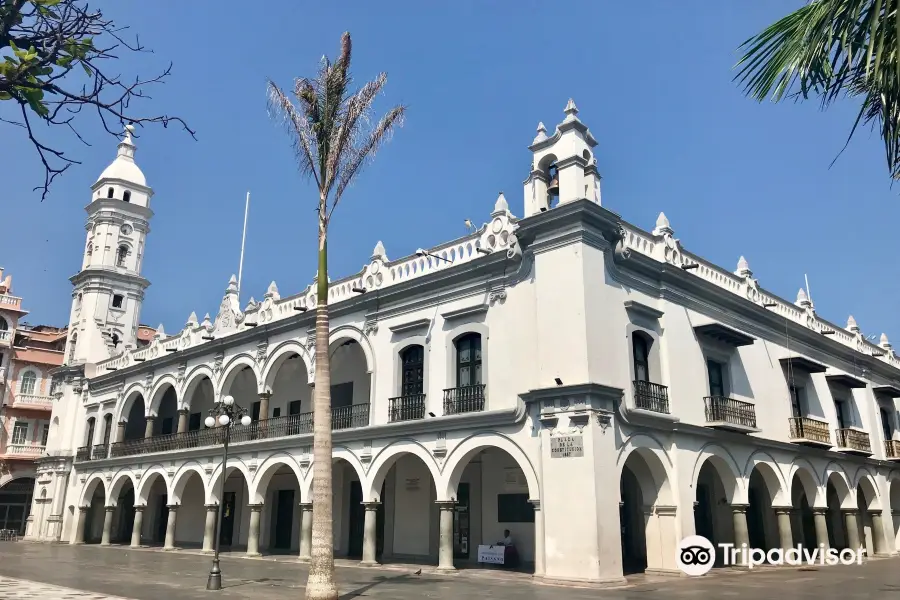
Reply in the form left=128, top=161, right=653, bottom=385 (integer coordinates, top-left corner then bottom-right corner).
left=0, top=316, right=7, bottom=331
left=102, top=414, right=113, bottom=445
left=84, top=417, right=95, bottom=446
left=41, top=423, right=50, bottom=447
left=106, top=187, right=114, bottom=198
left=400, top=345, right=424, bottom=396
left=68, top=333, right=77, bottom=363
left=632, top=334, right=650, bottom=382
left=19, top=371, right=36, bottom=395
left=123, top=191, right=131, bottom=203
left=11, top=422, right=28, bottom=445
left=789, top=385, right=805, bottom=418
left=706, top=359, right=725, bottom=397
left=834, top=399, right=849, bottom=429
left=112, top=294, right=124, bottom=309
left=881, top=407, right=894, bottom=441
left=455, top=333, right=482, bottom=387
left=116, top=245, right=128, bottom=267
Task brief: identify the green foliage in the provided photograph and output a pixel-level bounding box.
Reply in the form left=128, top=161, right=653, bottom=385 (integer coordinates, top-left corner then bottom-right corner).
left=736, top=0, right=900, bottom=179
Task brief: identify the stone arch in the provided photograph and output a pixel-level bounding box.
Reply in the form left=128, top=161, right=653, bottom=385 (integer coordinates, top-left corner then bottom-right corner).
left=182, top=365, right=216, bottom=408
left=690, top=443, right=743, bottom=503
left=148, top=375, right=180, bottom=412
left=135, top=466, right=170, bottom=506
left=744, top=453, right=788, bottom=506
left=207, top=458, right=252, bottom=504
left=788, top=460, right=824, bottom=507
left=854, top=469, right=880, bottom=511
left=300, top=446, right=367, bottom=502
left=326, top=325, right=375, bottom=373
left=170, top=462, right=209, bottom=504
left=442, top=432, right=538, bottom=501
left=617, top=434, right=675, bottom=506
left=115, top=385, right=146, bottom=423
left=217, top=354, right=261, bottom=396
left=108, top=470, right=138, bottom=505
left=262, top=341, right=313, bottom=393
left=79, top=475, right=108, bottom=507
left=250, top=453, right=304, bottom=504
left=824, top=465, right=854, bottom=509
left=365, top=440, right=442, bottom=502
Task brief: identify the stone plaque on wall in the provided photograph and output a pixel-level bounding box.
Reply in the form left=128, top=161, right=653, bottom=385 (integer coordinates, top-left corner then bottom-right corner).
left=550, top=434, right=584, bottom=458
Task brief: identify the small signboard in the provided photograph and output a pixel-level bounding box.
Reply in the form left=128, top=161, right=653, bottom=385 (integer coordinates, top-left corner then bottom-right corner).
left=477, top=544, right=506, bottom=564
left=550, top=434, right=584, bottom=458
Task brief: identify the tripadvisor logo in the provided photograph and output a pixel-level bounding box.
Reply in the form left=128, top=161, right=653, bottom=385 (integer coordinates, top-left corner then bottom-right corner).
left=676, top=535, right=865, bottom=575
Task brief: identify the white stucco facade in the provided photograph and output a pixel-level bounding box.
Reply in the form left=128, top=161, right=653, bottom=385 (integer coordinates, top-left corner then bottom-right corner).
left=25, top=103, right=900, bottom=584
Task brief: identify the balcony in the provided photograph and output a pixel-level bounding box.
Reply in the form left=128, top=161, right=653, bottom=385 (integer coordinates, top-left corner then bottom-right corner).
left=703, top=396, right=759, bottom=433
left=0, top=330, right=10, bottom=345
left=443, top=384, right=486, bottom=416
left=389, top=393, right=426, bottom=422
left=834, top=428, right=872, bottom=456
left=633, top=380, right=670, bottom=414
left=0, top=294, right=22, bottom=310
left=885, top=440, right=900, bottom=461
left=10, top=393, right=53, bottom=410
left=77, top=405, right=371, bottom=462
left=788, top=416, right=831, bottom=448
left=2, top=443, right=45, bottom=458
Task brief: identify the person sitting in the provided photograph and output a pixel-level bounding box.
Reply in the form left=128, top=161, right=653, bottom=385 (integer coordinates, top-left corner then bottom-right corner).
left=497, top=530, right=519, bottom=568
left=498, top=529, right=514, bottom=547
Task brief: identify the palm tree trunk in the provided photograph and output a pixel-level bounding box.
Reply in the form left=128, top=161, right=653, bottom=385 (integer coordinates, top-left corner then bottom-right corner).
left=306, top=204, right=337, bottom=600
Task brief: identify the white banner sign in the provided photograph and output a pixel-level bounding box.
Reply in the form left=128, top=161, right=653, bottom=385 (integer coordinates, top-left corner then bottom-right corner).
left=477, top=544, right=506, bottom=565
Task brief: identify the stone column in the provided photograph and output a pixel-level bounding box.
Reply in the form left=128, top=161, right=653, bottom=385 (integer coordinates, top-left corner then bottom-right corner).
left=116, top=421, right=126, bottom=443
left=72, top=506, right=87, bottom=545
left=775, top=508, right=793, bottom=551
left=202, top=504, right=217, bottom=553
left=842, top=509, right=861, bottom=551
left=360, top=502, right=380, bottom=565
left=530, top=500, right=545, bottom=576
left=812, top=508, right=830, bottom=550
left=143, top=417, right=155, bottom=439
left=436, top=500, right=456, bottom=571
left=731, top=504, right=750, bottom=565
left=100, top=506, right=115, bottom=546
left=246, top=504, right=262, bottom=556
left=869, top=510, right=888, bottom=555
left=177, top=410, right=189, bottom=434
left=258, top=392, right=270, bottom=421
left=163, top=505, right=178, bottom=550
left=130, top=506, right=144, bottom=547
left=298, top=503, right=313, bottom=562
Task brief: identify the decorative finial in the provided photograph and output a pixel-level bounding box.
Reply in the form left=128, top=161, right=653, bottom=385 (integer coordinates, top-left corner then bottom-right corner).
left=372, top=240, right=386, bottom=260
left=846, top=315, right=859, bottom=333
left=265, top=281, right=279, bottom=299
left=226, top=274, right=238, bottom=293
left=154, top=323, right=165, bottom=339
left=795, top=287, right=811, bottom=308
left=881, top=333, right=892, bottom=349
left=532, top=122, right=548, bottom=144
left=564, top=98, right=578, bottom=117
left=245, top=296, right=257, bottom=311
left=186, top=311, right=198, bottom=327
left=202, top=313, right=212, bottom=329
left=652, top=212, right=673, bottom=236
left=735, top=256, right=752, bottom=278
left=493, top=192, right=509, bottom=215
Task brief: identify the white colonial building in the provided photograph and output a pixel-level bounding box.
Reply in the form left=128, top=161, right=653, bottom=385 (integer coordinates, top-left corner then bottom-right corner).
left=24, top=102, right=900, bottom=584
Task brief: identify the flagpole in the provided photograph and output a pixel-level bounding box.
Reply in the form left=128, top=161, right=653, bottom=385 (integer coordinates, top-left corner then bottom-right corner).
left=237, top=191, right=250, bottom=302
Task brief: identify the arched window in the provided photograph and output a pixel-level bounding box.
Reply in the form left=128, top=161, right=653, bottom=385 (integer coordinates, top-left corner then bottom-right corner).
left=68, top=333, right=77, bottom=363
left=454, top=333, right=482, bottom=387
left=122, top=191, right=131, bottom=203
left=400, top=345, right=424, bottom=396
left=86, top=242, right=93, bottom=256
left=0, top=316, right=7, bottom=331
left=107, top=187, right=114, bottom=198
left=102, top=414, right=113, bottom=445
left=19, top=371, right=36, bottom=395
left=632, top=333, right=651, bottom=382
left=116, top=245, right=128, bottom=267
left=85, top=417, right=96, bottom=446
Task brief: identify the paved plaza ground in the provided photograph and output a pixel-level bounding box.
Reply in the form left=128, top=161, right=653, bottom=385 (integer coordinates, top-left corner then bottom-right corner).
left=0, top=543, right=899, bottom=599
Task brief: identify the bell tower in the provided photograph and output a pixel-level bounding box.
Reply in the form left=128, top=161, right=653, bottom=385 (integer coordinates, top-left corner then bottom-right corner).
left=65, top=125, right=153, bottom=364
left=523, top=99, right=601, bottom=217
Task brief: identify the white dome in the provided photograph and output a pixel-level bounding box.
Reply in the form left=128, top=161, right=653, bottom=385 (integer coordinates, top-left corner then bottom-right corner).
left=95, top=126, right=146, bottom=186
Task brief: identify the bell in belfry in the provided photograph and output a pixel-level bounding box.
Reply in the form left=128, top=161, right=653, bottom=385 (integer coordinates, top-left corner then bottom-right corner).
left=547, top=164, right=560, bottom=199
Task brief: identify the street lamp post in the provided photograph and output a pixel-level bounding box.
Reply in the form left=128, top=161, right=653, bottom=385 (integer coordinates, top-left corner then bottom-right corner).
left=205, top=394, right=252, bottom=591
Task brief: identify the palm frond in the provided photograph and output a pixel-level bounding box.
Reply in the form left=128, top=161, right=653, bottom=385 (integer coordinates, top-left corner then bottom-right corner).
left=266, top=80, right=321, bottom=188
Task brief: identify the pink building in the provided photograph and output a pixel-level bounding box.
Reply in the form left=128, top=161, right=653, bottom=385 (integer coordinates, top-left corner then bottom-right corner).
left=0, top=269, right=66, bottom=535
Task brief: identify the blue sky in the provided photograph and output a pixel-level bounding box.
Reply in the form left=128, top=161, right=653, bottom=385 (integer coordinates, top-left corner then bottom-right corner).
left=3, top=1, right=899, bottom=344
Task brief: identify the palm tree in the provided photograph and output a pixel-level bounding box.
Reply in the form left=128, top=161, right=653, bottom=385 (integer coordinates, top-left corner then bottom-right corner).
left=267, top=32, right=405, bottom=600
left=735, top=0, right=900, bottom=179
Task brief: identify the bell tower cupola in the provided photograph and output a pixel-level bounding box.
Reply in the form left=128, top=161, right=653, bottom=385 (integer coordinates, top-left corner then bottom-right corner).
left=523, top=99, right=601, bottom=217
left=65, top=125, right=154, bottom=365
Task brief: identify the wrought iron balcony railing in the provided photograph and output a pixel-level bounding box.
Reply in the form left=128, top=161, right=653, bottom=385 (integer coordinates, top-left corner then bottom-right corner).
left=633, top=380, right=669, bottom=414
left=835, top=428, right=872, bottom=453
left=788, top=416, right=831, bottom=445
left=703, top=396, right=757, bottom=429
left=80, top=404, right=371, bottom=462
left=443, top=384, right=486, bottom=415
left=389, top=393, right=426, bottom=422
